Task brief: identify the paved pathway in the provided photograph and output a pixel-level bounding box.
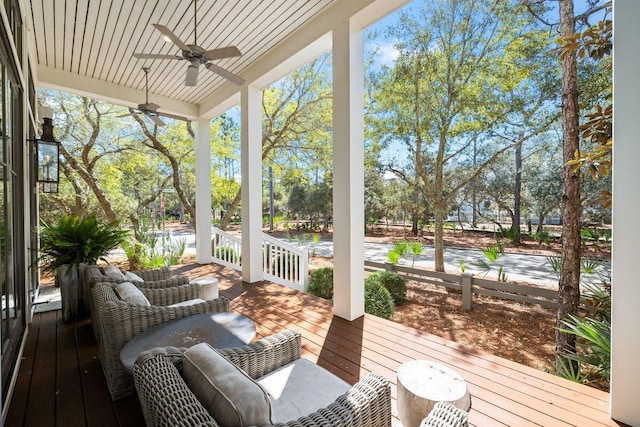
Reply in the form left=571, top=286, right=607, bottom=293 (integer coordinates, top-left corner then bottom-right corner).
left=278, top=238, right=609, bottom=288
left=124, top=230, right=610, bottom=289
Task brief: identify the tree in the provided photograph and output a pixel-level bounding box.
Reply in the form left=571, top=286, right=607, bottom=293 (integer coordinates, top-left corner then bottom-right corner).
left=525, top=152, right=563, bottom=233
left=306, top=181, right=333, bottom=231
left=130, top=114, right=196, bottom=229
left=522, top=0, right=611, bottom=363
left=211, top=113, right=241, bottom=219
left=364, top=169, right=386, bottom=230
left=287, top=185, right=307, bottom=224
left=40, top=89, right=197, bottom=250
left=220, top=54, right=333, bottom=229
left=373, top=0, right=553, bottom=271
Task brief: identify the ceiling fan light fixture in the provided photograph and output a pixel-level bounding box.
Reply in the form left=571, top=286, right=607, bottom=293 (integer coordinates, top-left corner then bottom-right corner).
left=186, top=64, right=199, bottom=86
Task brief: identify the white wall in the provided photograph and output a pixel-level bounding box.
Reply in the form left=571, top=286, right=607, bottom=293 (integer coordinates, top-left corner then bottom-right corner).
left=611, top=1, right=640, bottom=424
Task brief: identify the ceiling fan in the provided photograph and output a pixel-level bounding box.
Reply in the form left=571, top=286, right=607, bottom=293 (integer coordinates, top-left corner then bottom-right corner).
left=133, top=0, right=245, bottom=86
left=121, top=67, right=188, bottom=126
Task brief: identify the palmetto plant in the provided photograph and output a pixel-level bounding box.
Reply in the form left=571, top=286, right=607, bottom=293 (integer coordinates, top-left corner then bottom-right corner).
left=39, top=214, right=129, bottom=272
left=387, top=241, right=408, bottom=265
left=559, top=314, right=611, bottom=380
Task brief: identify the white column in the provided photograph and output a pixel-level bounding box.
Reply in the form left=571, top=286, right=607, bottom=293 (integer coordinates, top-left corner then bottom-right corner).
left=194, top=118, right=212, bottom=264
left=611, top=2, right=640, bottom=425
left=241, top=85, right=263, bottom=283
left=332, top=19, right=365, bottom=320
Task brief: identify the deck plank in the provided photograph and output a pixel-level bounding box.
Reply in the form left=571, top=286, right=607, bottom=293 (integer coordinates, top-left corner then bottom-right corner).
left=56, top=315, right=86, bottom=426
left=24, top=310, right=58, bottom=426
left=7, top=262, right=624, bottom=426
left=4, top=310, right=42, bottom=426
left=74, top=318, right=119, bottom=426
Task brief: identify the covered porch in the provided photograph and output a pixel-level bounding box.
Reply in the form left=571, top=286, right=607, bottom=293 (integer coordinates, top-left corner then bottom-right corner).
left=9, top=0, right=639, bottom=425
left=7, top=262, right=620, bottom=427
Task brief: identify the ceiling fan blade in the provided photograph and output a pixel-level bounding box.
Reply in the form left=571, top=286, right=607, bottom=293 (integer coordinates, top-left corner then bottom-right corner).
left=133, top=53, right=183, bottom=60
left=205, top=63, right=245, bottom=85
left=158, top=112, right=189, bottom=122
left=185, top=64, right=199, bottom=86
left=117, top=112, right=136, bottom=118
left=203, top=46, right=242, bottom=61
left=150, top=115, right=166, bottom=126
left=153, top=24, right=192, bottom=52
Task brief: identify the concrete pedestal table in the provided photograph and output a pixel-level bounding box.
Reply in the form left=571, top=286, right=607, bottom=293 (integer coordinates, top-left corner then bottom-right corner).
left=120, top=312, right=255, bottom=373
left=397, top=360, right=471, bottom=427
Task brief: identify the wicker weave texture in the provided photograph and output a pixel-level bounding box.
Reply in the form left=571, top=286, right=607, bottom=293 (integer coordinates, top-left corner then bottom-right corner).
left=133, top=329, right=392, bottom=427
left=420, top=401, right=469, bottom=427
left=92, top=283, right=230, bottom=401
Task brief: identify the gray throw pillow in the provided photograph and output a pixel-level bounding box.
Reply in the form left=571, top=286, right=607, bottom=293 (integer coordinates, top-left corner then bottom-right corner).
left=114, top=282, right=150, bottom=306
left=104, top=265, right=125, bottom=280
left=183, top=343, right=272, bottom=427
left=123, top=271, right=144, bottom=282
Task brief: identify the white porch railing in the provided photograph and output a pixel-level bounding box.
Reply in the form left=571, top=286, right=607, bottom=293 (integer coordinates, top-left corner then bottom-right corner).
left=211, top=227, right=242, bottom=270
left=262, top=233, right=309, bottom=292
left=211, top=227, right=309, bottom=292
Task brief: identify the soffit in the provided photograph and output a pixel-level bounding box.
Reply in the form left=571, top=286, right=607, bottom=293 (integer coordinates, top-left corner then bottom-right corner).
left=28, top=0, right=336, bottom=109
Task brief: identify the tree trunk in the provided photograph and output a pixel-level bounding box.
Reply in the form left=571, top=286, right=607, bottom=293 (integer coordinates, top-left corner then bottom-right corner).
left=472, top=140, right=478, bottom=228
left=411, top=184, right=419, bottom=236
left=433, top=203, right=445, bottom=272
left=556, top=0, right=582, bottom=359
left=220, top=190, right=242, bottom=230
left=511, top=142, right=522, bottom=245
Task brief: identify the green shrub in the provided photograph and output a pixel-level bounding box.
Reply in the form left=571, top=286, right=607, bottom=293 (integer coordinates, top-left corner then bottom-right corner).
left=534, top=231, right=551, bottom=245
left=308, top=267, right=333, bottom=299
left=365, top=280, right=395, bottom=319
left=365, top=271, right=407, bottom=304
left=214, top=245, right=241, bottom=265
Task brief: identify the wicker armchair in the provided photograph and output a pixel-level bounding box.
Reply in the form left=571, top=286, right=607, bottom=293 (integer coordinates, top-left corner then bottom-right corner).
left=92, top=282, right=230, bottom=400
left=420, top=402, right=469, bottom=427
left=133, top=329, right=392, bottom=427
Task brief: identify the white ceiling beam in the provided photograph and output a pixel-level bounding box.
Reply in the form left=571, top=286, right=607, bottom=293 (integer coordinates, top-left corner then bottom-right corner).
left=37, top=64, right=199, bottom=118
left=198, top=0, right=410, bottom=119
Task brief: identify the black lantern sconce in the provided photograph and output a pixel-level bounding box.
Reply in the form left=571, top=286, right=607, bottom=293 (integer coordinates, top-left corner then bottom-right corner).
left=34, top=107, right=60, bottom=193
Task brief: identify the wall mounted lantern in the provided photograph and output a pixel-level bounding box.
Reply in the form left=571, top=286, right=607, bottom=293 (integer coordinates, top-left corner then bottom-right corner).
left=35, top=107, right=60, bottom=193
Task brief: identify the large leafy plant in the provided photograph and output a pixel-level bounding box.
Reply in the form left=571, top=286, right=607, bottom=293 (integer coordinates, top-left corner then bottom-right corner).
left=39, top=214, right=129, bottom=272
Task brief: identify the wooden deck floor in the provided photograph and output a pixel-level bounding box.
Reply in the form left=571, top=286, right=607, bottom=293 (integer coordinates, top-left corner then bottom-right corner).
left=6, top=262, right=625, bottom=427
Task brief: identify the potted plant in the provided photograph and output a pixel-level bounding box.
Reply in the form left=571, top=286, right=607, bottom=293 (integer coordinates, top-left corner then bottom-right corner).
left=39, top=214, right=129, bottom=321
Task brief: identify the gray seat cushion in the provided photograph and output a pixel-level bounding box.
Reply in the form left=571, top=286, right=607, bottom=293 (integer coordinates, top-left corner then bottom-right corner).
left=257, top=358, right=351, bottom=424
left=183, top=343, right=272, bottom=427
left=166, top=298, right=206, bottom=308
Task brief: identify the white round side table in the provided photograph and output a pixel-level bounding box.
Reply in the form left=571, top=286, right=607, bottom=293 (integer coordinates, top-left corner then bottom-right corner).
left=397, top=360, right=471, bottom=427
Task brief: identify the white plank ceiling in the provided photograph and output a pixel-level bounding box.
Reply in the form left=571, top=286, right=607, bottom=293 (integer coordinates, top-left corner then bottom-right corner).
left=28, top=0, right=336, bottom=108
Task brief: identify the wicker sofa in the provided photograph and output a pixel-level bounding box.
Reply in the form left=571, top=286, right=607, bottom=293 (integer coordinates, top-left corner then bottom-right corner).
left=84, top=266, right=191, bottom=341
left=133, top=329, right=392, bottom=427
left=91, top=282, right=230, bottom=400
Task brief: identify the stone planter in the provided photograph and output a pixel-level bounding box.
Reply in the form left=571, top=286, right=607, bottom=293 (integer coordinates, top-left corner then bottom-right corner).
left=57, top=264, right=79, bottom=322
left=57, top=263, right=89, bottom=321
